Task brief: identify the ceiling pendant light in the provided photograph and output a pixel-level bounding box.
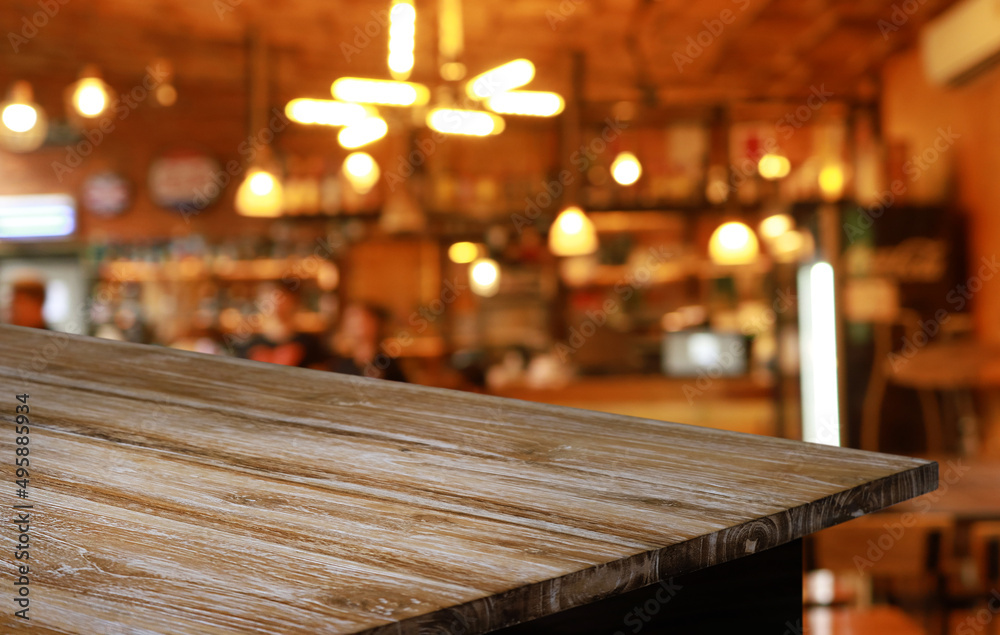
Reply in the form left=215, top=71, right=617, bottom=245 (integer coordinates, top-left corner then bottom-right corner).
left=549, top=206, right=598, bottom=257
left=342, top=152, right=380, bottom=194
left=611, top=151, right=642, bottom=186
left=235, top=165, right=284, bottom=217
left=236, top=31, right=283, bottom=218
left=68, top=65, right=112, bottom=119
left=0, top=81, right=47, bottom=153
left=758, top=153, right=791, bottom=180
left=709, top=221, right=759, bottom=265
left=288, top=1, right=563, bottom=143
left=469, top=258, right=501, bottom=297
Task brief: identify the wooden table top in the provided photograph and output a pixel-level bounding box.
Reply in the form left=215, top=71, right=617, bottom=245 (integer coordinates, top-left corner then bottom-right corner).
left=0, top=326, right=936, bottom=634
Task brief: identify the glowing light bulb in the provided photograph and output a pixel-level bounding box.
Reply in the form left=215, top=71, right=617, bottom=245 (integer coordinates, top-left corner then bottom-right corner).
left=342, top=152, right=380, bottom=194
left=548, top=206, right=598, bottom=257
left=709, top=221, right=759, bottom=265
left=819, top=164, right=845, bottom=201
left=611, top=152, right=642, bottom=186
left=469, top=258, right=501, bottom=296
left=249, top=171, right=275, bottom=196
left=235, top=169, right=284, bottom=217
left=72, top=78, right=109, bottom=118
left=448, top=241, right=479, bottom=264
left=758, top=154, right=791, bottom=180
left=759, top=213, right=792, bottom=240
left=1, top=104, right=37, bottom=133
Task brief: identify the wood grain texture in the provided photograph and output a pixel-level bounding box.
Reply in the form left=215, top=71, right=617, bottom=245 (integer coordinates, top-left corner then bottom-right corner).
left=0, top=325, right=937, bottom=634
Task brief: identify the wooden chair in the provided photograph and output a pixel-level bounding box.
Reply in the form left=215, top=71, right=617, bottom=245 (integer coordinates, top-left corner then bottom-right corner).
left=806, top=512, right=954, bottom=625
left=971, top=522, right=1000, bottom=591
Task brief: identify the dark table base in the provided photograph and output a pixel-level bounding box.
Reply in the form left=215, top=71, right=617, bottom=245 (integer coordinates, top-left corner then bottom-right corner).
left=494, top=539, right=803, bottom=634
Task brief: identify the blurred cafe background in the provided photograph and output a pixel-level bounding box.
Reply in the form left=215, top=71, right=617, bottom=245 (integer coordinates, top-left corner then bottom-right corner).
left=2, top=0, right=1000, bottom=631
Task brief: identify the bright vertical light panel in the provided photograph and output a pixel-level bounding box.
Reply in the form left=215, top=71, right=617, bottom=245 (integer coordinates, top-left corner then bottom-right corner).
left=798, top=261, right=841, bottom=446
left=388, top=0, right=416, bottom=80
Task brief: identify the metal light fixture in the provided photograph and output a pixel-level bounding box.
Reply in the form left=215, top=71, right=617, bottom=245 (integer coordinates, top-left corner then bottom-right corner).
left=288, top=0, right=564, bottom=144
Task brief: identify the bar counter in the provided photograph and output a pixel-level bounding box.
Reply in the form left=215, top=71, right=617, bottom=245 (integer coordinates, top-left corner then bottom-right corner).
left=0, top=326, right=936, bottom=633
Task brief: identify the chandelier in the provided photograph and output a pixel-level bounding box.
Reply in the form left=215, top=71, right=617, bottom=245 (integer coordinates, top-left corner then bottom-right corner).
left=285, top=0, right=565, bottom=145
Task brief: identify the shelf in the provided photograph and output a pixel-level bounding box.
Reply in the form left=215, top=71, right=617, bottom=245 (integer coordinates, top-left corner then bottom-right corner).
left=99, top=258, right=322, bottom=283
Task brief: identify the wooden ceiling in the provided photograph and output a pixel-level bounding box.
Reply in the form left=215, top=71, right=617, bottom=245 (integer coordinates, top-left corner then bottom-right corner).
left=0, top=0, right=961, bottom=108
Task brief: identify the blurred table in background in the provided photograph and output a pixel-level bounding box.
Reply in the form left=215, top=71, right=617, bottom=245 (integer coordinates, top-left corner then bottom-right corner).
left=886, top=341, right=1000, bottom=456
left=493, top=374, right=777, bottom=437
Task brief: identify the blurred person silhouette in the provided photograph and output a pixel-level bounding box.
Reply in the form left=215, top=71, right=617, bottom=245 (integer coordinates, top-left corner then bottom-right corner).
left=328, top=302, right=407, bottom=382
left=8, top=277, right=49, bottom=330
left=239, top=285, right=327, bottom=369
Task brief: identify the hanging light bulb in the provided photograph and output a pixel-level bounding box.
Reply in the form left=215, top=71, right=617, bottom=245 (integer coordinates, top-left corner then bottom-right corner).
left=448, top=241, right=480, bottom=264
left=235, top=168, right=284, bottom=217
left=611, top=152, right=642, bottom=186
left=819, top=164, right=845, bottom=201
left=759, top=213, right=792, bottom=241
left=758, top=154, right=791, bottom=180
left=708, top=221, right=759, bottom=265
left=342, top=152, right=380, bottom=194
left=548, top=206, right=598, bottom=257
left=0, top=81, right=47, bottom=153
left=68, top=66, right=111, bottom=119
left=469, top=258, right=501, bottom=297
